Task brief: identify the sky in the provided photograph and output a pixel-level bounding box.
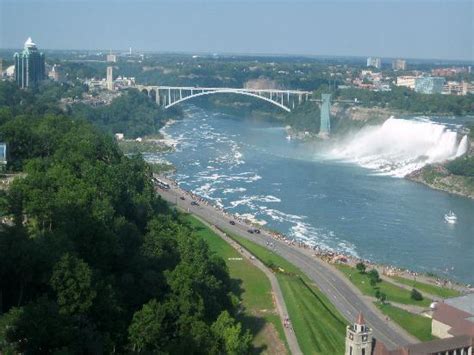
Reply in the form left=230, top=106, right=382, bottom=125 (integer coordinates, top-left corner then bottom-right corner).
left=1, top=0, right=473, bottom=61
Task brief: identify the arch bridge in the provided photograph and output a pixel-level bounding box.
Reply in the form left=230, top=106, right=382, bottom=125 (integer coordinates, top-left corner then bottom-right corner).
left=135, top=85, right=312, bottom=113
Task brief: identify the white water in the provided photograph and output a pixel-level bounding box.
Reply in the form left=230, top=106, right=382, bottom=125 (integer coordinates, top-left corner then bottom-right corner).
left=330, top=117, right=469, bottom=177
left=456, top=135, right=469, bottom=157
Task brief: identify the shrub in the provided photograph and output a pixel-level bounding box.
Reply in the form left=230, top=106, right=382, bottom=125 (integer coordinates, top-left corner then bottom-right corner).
left=356, top=262, right=366, bottom=274
left=368, top=269, right=381, bottom=283
left=411, top=288, right=423, bottom=301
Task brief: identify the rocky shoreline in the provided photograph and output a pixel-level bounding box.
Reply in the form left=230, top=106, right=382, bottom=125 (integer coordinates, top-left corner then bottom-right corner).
left=406, top=164, right=474, bottom=200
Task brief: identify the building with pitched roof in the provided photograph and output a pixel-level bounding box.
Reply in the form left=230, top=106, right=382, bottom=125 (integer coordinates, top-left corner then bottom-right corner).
left=345, top=295, right=474, bottom=355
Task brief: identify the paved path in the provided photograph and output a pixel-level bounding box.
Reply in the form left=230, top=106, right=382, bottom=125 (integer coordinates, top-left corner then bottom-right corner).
left=155, top=177, right=418, bottom=350
left=360, top=295, right=427, bottom=315
left=379, top=275, right=441, bottom=302
left=194, top=216, right=302, bottom=355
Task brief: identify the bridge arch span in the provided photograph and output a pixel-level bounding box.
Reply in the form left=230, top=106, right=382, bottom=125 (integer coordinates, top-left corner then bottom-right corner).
left=165, top=89, right=291, bottom=112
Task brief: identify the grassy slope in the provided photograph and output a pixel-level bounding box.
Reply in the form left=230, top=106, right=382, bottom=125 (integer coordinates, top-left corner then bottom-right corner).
left=335, top=264, right=431, bottom=307
left=376, top=303, right=435, bottom=342
left=184, top=216, right=289, bottom=354
left=227, top=232, right=346, bottom=355
left=389, top=275, right=460, bottom=299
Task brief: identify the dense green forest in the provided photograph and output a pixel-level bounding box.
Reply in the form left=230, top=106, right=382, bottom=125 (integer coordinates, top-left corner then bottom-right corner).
left=0, top=82, right=251, bottom=354
left=72, top=89, right=182, bottom=138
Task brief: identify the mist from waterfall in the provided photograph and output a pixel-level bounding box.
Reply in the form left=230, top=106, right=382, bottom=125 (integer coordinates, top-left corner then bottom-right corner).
left=329, top=117, right=469, bottom=177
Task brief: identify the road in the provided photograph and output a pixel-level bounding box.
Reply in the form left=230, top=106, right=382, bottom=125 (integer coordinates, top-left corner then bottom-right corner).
left=195, top=216, right=302, bottom=355
left=155, top=176, right=418, bottom=350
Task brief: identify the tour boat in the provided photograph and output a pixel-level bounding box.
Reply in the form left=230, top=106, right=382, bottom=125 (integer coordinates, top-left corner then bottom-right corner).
left=444, top=211, right=457, bottom=224
left=286, top=135, right=291, bottom=141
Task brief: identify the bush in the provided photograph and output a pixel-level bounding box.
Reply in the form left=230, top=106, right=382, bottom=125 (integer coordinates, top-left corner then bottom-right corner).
left=356, top=262, right=366, bottom=274
left=446, top=156, right=474, bottom=177
left=411, top=288, right=423, bottom=301
left=368, top=269, right=381, bottom=283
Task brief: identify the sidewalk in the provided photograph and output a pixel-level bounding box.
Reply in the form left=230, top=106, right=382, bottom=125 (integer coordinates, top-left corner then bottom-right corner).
left=199, top=217, right=303, bottom=355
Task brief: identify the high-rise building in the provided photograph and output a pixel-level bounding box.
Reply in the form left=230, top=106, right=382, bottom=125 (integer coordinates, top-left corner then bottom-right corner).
left=106, top=66, right=114, bottom=91
left=415, top=77, right=445, bottom=94
left=367, top=57, right=381, bottom=69
left=392, top=59, right=406, bottom=71
left=345, top=313, right=373, bottom=355
left=14, top=37, right=45, bottom=88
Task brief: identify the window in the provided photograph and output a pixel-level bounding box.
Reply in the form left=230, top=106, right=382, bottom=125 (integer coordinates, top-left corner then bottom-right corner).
left=349, top=346, right=352, bottom=355
left=362, top=349, right=365, bottom=355
left=0, top=143, right=6, bottom=162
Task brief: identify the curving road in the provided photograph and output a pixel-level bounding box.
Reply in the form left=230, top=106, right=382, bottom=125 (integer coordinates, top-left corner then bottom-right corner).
left=155, top=176, right=417, bottom=350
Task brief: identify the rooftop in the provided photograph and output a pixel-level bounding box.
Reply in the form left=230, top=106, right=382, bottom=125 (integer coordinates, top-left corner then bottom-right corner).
left=24, top=37, right=37, bottom=49
left=445, top=293, right=474, bottom=315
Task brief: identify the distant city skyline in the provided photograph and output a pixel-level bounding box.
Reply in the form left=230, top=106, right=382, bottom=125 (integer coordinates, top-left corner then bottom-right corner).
left=1, top=0, right=473, bottom=61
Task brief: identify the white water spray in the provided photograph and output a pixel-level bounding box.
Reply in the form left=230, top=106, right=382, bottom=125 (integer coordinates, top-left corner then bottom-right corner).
left=456, top=135, right=469, bottom=157
left=330, top=117, right=469, bottom=177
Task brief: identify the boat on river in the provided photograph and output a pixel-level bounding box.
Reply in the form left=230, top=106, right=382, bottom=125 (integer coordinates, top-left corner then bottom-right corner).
left=444, top=211, right=457, bottom=224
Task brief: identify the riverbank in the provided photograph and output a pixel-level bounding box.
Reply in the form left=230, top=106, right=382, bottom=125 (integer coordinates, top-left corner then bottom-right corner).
left=157, top=172, right=472, bottom=293
left=406, top=164, right=474, bottom=200
left=153, top=173, right=418, bottom=348
left=118, top=120, right=181, bottom=173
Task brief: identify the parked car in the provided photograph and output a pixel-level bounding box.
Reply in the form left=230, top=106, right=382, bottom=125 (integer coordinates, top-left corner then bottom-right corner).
left=180, top=196, right=185, bottom=200
left=254, top=229, right=261, bottom=234
left=191, top=201, right=199, bottom=206
left=247, top=229, right=254, bottom=234
left=229, top=220, right=236, bottom=225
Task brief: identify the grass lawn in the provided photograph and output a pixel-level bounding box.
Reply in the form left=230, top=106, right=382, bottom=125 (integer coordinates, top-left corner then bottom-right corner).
left=389, top=275, right=460, bottom=299
left=335, top=264, right=431, bottom=308
left=376, top=303, right=435, bottom=342
left=185, top=216, right=289, bottom=354
left=227, top=231, right=346, bottom=355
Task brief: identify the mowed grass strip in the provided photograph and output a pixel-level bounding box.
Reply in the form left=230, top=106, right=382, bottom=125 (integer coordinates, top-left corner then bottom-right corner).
left=376, top=303, right=435, bottom=342
left=185, top=216, right=289, bottom=353
left=227, top=231, right=347, bottom=355
left=278, top=274, right=346, bottom=354
left=335, top=264, right=431, bottom=307
left=389, top=275, right=461, bottom=299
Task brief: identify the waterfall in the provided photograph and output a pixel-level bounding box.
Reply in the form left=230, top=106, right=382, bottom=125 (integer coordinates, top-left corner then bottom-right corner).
left=329, top=117, right=469, bottom=177
left=456, top=135, right=469, bottom=157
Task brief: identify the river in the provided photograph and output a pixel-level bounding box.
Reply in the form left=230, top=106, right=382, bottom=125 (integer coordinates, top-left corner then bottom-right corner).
left=146, top=106, right=474, bottom=285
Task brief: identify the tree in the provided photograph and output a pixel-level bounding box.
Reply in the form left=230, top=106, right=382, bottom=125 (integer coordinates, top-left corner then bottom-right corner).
left=0, top=296, right=73, bottom=354
left=0, top=82, right=243, bottom=353
left=367, top=269, right=381, bottom=283
left=356, top=262, right=366, bottom=274
left=211, top=311, right=252, bottom=355
left=370, top=277, right=377, bottom=287
left=411, top=288, right=423, bottom=301
left=50, top=253, right=96, bottom=316
left=128, top=299, right=173, bottom=352
left=379, top=292, right=387, bottom=304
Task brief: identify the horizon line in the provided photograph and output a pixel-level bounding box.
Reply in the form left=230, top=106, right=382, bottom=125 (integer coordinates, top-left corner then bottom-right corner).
left=1, top=47, right=473, bottom=64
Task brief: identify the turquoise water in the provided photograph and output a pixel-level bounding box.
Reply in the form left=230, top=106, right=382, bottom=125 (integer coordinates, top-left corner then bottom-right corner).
left=149, top=107, right=474, bottom=284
